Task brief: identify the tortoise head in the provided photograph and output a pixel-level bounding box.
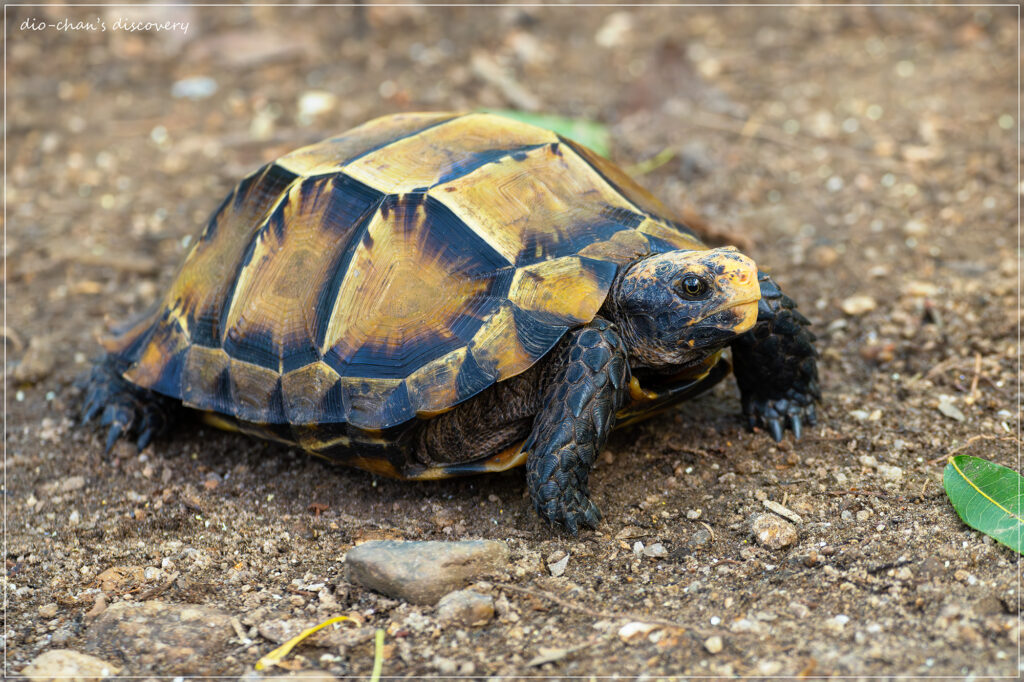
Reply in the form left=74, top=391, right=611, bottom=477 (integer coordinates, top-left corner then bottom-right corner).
left=611, top=247, right=761, bottom=370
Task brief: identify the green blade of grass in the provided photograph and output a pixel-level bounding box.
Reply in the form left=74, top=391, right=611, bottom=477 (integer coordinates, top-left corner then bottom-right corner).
left=943, top=455, right=1023, bottom=554
left=481, top=110, right=611, bottom=158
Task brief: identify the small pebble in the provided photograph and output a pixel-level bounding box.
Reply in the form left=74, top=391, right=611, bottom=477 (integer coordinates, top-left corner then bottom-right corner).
left=643, top=542, right=667, bottom=558
left=548, top=553, right=569, bottom=577
left=21, top=650, right=120, bottom=681
left=840, top=294, right=877, bottom=315
left=687, top=527, right=712, bottom=549
left=38, top=603, right=59, bottom=618
left=618, top=621, right=659, bottom=643
left=878, top=464, right=903, bottom=481
left=704, top=635, right=723, bottom=654
left=171, top=76, right=218, bottom=100
left=435, top=589, right=494, bottom=627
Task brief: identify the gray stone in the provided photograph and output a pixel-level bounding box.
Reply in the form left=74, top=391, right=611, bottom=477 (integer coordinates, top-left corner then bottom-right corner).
left=83, top=600, right=232, bottom=674
left=21, top=649, right=121, bottom=681
left=346, top=540, right=509, bottom=605
left=435, top=589, right=495, bottom=627
left=687, top=527, right=712, bottom=549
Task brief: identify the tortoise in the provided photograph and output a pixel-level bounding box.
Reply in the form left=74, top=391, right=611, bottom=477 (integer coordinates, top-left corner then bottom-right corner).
left=81, top=112, right=820, bottom=533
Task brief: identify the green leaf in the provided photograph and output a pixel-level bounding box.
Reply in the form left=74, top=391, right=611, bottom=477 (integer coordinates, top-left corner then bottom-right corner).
left=943, top=455, right=1023, bottom=554
left=481, top=110, right=611, bottom=158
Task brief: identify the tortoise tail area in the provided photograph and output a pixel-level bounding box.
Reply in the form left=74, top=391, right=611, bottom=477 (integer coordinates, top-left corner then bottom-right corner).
left=78, top=354, right=179, bottom=452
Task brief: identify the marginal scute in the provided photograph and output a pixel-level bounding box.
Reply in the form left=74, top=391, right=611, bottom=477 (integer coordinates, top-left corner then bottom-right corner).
left=281, top=360, right=342, bottom=425
left=405, top=347, right=467, bottom=417
left=229, top=359, right=284, bottom=423
left=180, top=346, right=232, bottom=414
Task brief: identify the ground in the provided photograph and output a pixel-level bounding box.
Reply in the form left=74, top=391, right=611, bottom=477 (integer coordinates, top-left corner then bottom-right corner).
left=6, top=3, right=1020, bottom=678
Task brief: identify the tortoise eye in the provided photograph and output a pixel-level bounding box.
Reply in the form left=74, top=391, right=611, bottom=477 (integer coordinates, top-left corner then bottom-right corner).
left=679, top=275, right=710, bottom=299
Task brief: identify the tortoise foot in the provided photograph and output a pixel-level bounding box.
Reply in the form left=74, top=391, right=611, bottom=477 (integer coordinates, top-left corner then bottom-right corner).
left=79, top=355, right=177, bottom=452
left=743, top=393, right=818, bottom=442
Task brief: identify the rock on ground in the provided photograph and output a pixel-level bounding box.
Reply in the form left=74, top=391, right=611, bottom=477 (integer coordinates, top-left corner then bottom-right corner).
left=751, top=513, right=798, bottom=549
left=435, top=589, right=495, bottom=627
left=21, top=649, right=121, bottom=681
left=83, top=600, right=233, bottom=674
left=345, top=540, right=509, bottom=605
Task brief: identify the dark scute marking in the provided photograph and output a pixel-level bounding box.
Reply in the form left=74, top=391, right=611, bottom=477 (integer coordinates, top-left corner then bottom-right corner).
left=668, top=219, right=700, bottom=239
left=298, top=174, right=330, bottom=207
left=341, top=115, right=463, bottom=165
left=200, top=190, right=234, bottom=242
left=233, top=163, right=299, bottom=213
left=515, top=215, right=629, bottom=267
left=330, top=331, right=465, bottom=380
left=223, top=324, right=279, bottom=371
left=268, top=197, right=289, bottom=241
left=322, top=174, right=387, bottom=235
left=577, top=256, right=620, bottom=294
left=266, top=379, right=286, bottom=422
left=447, top=268, right=515, bottom=344
left=456, top=349, right=498, bottom=397
left=548, top=142, right=563, bottom=157
left=378, top=382, right=413, bottom=429
left=644, top=233, right=688, bottom=255
left=214, top=226, right=263, bottom=347
left=318, top=380, right=346, bottom=420
left=345, top=381, right=413, bottom=429
left=311, top=175, right=386, bottom=349
left=434, top=143, right=547, bottom=186
left=281, top=341, right=321, bottom=374
left=189, top=309, right=221, bottom=348
left=212, top=368, right=234, bottom=415
left=512, top=305, right=569, bottom=359
left=149, top=347, right=187, bottom=399
left=600, top=204, right=645, bottom=229
left=417, top=194, right=513, bottom=274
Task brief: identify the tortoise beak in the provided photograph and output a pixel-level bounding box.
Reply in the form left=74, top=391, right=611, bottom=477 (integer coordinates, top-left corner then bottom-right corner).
left=706, top=249, right=761, bottom=335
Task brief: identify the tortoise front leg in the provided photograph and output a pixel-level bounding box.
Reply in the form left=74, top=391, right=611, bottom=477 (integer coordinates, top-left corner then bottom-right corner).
left=731, top=272, right=820, bottom=441
left=525, top=318, right=629, bottom=534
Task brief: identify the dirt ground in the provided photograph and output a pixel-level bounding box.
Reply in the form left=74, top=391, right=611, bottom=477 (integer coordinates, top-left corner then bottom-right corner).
left=6, top=3, right=1020, bottom=678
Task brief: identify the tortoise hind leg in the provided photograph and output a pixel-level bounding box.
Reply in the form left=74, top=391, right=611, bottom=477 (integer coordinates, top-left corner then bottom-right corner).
left=79, top=355, right=178, bottom=452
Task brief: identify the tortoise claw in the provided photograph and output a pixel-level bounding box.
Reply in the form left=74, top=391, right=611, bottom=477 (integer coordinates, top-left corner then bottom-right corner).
left=790, top=414, right=803, bottom=440
left=104, top=423, right=125, bottom=454
left=767, top=418, right=784, bottom=443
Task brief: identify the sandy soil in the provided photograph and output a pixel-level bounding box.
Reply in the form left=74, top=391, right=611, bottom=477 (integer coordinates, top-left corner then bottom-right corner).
left=6, top=4, right=1020, bottom=678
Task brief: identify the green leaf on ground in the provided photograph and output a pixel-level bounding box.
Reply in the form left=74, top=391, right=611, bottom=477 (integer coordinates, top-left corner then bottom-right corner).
left=482, top=110, right=611, bottom=157
left=943, top=455, right=1023, bottom=554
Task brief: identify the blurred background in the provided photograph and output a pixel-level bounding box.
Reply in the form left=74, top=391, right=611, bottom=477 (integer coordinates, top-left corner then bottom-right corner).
left=6, top=3, right=1019, bottom=678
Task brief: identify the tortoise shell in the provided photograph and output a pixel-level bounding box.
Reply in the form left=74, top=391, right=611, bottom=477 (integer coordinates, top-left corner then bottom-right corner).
left=105, top=112, right=707, bottom=438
